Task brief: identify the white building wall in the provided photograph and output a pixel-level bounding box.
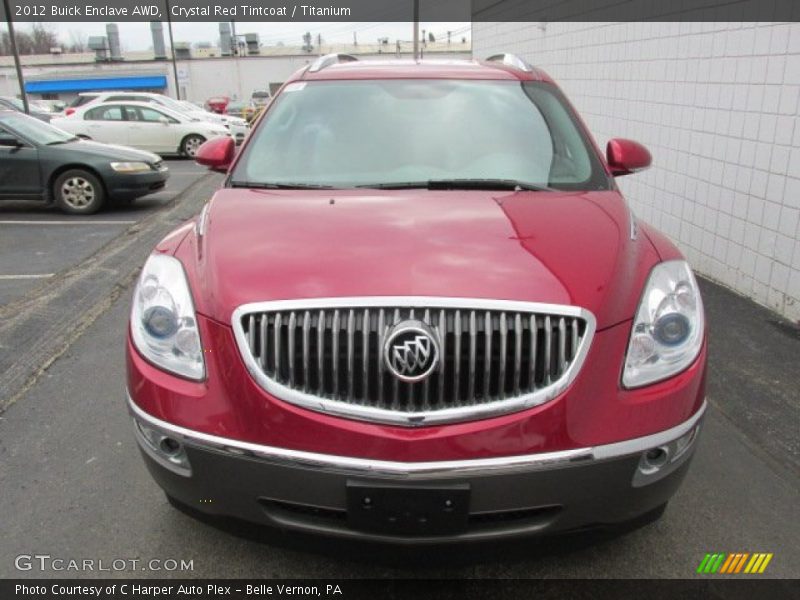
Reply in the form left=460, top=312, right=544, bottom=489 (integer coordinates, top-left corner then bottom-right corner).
left=474, top=22, right=800, bottom=321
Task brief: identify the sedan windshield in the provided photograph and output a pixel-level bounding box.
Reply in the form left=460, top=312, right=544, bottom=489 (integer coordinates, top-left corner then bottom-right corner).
left=231, top=80, right=610, bottom=190
left=2, top=113, right=77, bottom=145
left=156, top=95, right=191, bottom=114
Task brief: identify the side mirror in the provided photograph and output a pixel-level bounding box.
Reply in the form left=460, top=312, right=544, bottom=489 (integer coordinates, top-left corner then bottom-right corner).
left=159, top=116, right=170, bottom=125
left=606, top=138, right=651, bottom=177
left=0, top=134, right=21, bottom=148
left=195, top=136, right=235, bottom=172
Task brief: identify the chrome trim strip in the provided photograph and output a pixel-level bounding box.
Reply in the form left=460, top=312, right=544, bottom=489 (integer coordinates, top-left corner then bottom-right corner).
left=308, top=53, right=358, bottom=73
left=128, top=394, right=706, bottom=480
left=485, top=53, right=534, bottom=73
left=231, top=297, right=597, bottom=427
left=629, top=209, right=638, bottom=241
left=195, top=203, right=210, bottom=239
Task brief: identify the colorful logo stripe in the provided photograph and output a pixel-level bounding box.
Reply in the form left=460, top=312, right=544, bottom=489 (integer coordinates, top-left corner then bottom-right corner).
left=697, top=553, right=773, bottom=574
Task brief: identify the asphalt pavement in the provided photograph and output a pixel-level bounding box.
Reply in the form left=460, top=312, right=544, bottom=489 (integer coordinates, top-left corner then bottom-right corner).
left=0, top=159, right=206, bottom=306
left=0, top=172, right=797, bottom=579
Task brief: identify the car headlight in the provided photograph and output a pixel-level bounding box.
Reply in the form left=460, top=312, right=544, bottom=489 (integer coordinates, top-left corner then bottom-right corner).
left=111, top=161, right=151, bottom=173
left=622, top=260, right=705, bottom=388
left=130, top=254, right=205, bottom=381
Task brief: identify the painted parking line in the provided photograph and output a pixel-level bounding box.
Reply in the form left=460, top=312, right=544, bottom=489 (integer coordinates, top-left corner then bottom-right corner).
left=0, top=274, right=54, bottom=280
left=0, top=221, right=136, bottom=226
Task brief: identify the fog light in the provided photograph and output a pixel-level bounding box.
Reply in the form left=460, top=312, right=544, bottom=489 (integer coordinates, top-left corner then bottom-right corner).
left=633, top=424, right=701, bottom=487
left=134, top=420, right=191, bottom=476
left=641, top=446, right=670, bottom=474
left=159, top=436, right=182, bottom=456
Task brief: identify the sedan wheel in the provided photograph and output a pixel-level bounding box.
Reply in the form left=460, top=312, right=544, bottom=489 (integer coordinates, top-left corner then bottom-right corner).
left=53, top=169, right=105, bottom=215
left=182, top=135, right=206, bottom=158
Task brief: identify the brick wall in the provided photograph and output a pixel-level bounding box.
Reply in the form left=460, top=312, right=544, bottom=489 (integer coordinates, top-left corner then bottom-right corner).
left=473, top=22, right=800, bottom=321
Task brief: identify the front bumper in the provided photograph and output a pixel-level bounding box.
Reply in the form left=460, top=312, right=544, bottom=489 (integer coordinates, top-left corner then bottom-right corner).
left=129, top=393, right=705, bottom=543
left=106, top=169, right=169, bottom=200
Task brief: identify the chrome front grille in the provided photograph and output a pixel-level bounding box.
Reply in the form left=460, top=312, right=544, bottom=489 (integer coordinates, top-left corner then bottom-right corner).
left=233, top=298, right=595, bottom=426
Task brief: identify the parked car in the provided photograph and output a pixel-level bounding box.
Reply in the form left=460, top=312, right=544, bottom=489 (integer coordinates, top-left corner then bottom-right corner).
left=0, top=109, right=168, bottom=214
left=0, top=96, right=53, bottom=122
left=37, top=99, right=67, bottom=113
left=205, top=96, right=230, bottom=114
left=250, top=89, right=271, bottom=108
left=52, top=102, right=230, bottom=157
left=225, top=100, right=257, bottom=122
left=127, top=54, right=707, bottom=542
left=66, top=92, right=249, bottom=145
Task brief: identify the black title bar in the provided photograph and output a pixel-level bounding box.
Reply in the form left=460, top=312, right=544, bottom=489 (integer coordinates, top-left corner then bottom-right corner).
left=2, top=579, right=799, bottom=600
left=2, top=0, right=799, bottom=22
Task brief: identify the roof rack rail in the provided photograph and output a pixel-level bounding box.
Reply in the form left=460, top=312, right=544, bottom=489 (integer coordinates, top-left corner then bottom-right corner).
left=308, top=53, right=359, bottom=73
left=485, top=53, right=534, bottom=73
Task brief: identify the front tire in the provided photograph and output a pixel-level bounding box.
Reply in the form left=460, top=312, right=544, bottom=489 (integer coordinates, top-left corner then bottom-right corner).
left=181, top=134, right=206, bottom=158
left=52, top=169, right=105, bottom=215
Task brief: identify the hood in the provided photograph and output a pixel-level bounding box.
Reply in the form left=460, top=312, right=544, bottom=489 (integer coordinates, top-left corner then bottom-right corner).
left=181, top=189, right=660, bottom=329
left=58, top=139, right=161, bottom=163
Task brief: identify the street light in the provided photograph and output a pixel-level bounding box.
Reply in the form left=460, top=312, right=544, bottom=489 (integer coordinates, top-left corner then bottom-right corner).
left=164, top=0, right=181, bottom=100
left=2, top=0, right=30, bottom=113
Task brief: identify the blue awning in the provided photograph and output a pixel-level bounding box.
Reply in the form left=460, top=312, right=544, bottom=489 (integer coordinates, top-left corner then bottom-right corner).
left=25, top=75, right=168, bottom=94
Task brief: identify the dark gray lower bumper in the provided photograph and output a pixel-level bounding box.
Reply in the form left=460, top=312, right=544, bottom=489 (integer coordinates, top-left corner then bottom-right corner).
left=107, top=171, right=169, bottom=200
left=130, top=397, right=704, bottom=543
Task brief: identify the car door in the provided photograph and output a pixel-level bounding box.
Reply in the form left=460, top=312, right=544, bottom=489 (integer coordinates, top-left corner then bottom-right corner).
left=82, top=105, right=130, bottom=146
left=0, top=125, right=41, bottom=199
left=124, top=106, right=180, bottom=154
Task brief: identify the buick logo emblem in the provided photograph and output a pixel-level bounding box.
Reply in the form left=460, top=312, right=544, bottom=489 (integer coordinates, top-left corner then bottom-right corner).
left=383, top=320, right=440, bottom=382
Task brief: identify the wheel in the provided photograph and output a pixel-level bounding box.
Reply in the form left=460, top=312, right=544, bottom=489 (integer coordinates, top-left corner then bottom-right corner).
left=52, top=169, right=105, bottom=215
left=181, top=134, right=206, bottom=158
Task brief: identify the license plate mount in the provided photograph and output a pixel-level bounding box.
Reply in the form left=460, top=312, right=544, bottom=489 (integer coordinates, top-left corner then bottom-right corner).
left=346, top=481, right=470, bottom=536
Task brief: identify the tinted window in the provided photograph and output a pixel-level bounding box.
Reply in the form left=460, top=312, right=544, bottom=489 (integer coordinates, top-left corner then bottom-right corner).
left=232, top=80, right=609, bottom=190
left=125, top=106, right=177, bottom=123
left=85, top=106, right=125, bottom=121
left=69, top=95, right=98, bottom=108
left=0, top=126, right=20, bottom=145
left=1, top=113, right=76, bottom=144
left=0, top=97, right=24, bottom=111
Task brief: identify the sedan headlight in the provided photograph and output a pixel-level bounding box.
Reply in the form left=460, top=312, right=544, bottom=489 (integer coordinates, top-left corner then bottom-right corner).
left=130, top=254, right=205, bottom=381
left=111, top=161, right=151, bottom=173
left=622, top=260, right=704, bottom=388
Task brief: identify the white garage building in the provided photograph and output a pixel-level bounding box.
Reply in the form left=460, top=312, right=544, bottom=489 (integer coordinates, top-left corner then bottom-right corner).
left=474, top=22, right=800, bottom=321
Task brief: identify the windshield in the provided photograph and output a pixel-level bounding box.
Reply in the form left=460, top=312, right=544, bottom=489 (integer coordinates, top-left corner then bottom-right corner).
left=151, top=95, right=189, bottom=114
left=2, top=113, right=77, bottom=145
left=179, top=101, right=200, bottom=112
left=231, top=80, right=609, bottom=190
left=4, top=97, right=24, bottom=110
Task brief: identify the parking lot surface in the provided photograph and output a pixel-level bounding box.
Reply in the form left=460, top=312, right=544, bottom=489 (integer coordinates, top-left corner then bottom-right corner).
left=0, top=173, right=798, bottom=579
left=0, top=159, right=206, bottom=306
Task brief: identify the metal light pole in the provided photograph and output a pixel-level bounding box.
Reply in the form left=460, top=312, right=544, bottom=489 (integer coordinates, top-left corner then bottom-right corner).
left=412, top=0, right=419, bottom=60
left=2, top=0, right=29, bottom=113
left=164, top=0, right=181, bottom=100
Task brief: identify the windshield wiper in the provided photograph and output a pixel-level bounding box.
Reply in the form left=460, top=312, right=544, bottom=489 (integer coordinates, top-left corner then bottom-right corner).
left=356, top=179, right=557, bottom=192
left=229, top=181, right=338, bottom=190
left=46, top=138, right=77, bottom=145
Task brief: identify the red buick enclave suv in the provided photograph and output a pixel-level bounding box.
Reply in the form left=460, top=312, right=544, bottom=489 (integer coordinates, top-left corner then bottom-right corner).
left=126, top=54, right=707, bottom=542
